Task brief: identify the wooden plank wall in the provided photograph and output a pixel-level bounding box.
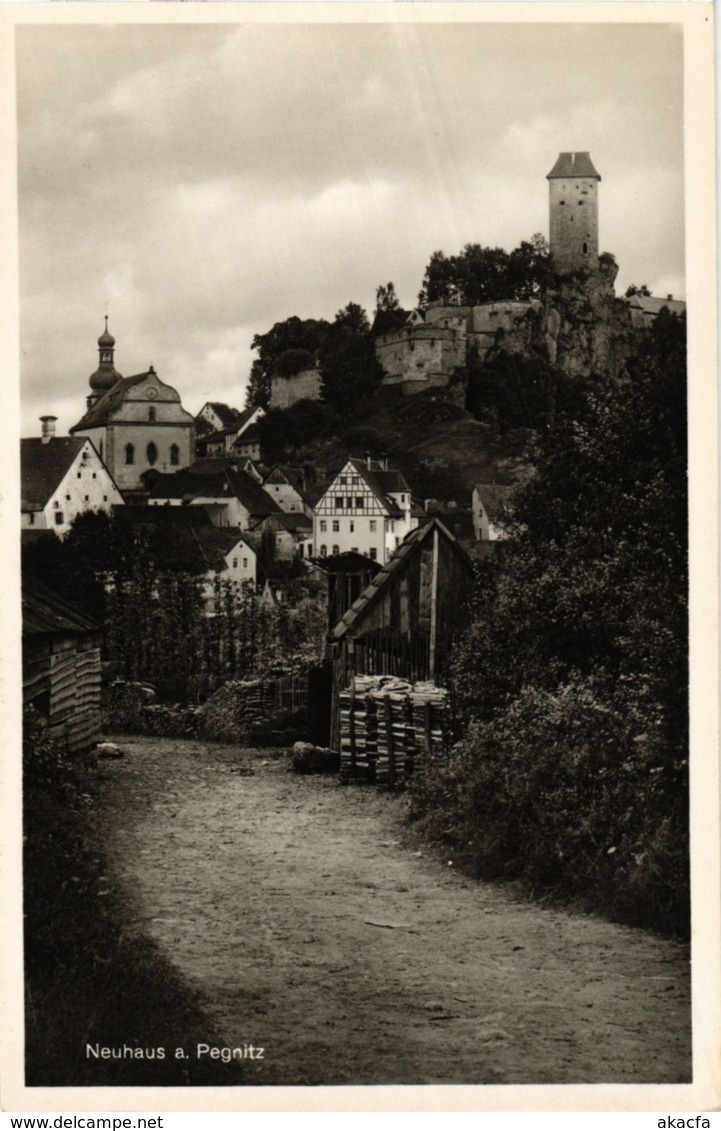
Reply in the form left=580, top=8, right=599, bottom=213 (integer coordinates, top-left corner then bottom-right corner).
left=24, top=632, right=102, bottom=754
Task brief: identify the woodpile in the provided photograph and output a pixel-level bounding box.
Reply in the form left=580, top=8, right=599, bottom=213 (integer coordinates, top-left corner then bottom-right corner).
left=339, top=675, right=450, bottom=786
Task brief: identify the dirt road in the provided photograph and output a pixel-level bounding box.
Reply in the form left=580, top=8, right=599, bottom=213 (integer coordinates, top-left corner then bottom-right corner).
left=99, top=736, right=691, bottom=1086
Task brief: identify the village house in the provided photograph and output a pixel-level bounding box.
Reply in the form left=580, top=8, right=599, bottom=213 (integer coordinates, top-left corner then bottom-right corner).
left=22, top=579, right=103, bottom=753
left=69, top=321, right=195, bottom=494
left=21, top=421, right=124, bottom=538
left=188, top=455, right=264, bottom=483
left=196, top=405, right=264, bottom=458
left=147, top=465, right=281, bottom=530
left=261, top=465, right=316, bottom=518
left=313, top=456, right=420, bottom=564
left=250, top=511, right=313, bottom=564
left=230, top=424, right=262, bottom=462
left=623, top=292, right=687, bottom=329
left=471, top=484, right=514, bottom=541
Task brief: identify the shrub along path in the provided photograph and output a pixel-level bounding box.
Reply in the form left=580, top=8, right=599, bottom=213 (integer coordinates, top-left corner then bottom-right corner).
left=99, top=736, right=691, bottom=1087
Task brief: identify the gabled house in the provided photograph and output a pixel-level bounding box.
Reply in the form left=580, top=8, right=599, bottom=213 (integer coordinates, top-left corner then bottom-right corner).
left=21, top=424, right=124, bottom=538
left=261, top=465, right=316, bottom=518
left=313, top=456, right=419, bottom=564
left=147, top=466, right=281, bottom=530
left=197, top=402, right=251, bottom=433
left=623, top=292, right=687, bottom=330
left=230, top=424, right=262, bottom=462
left=250, top=511, right=313, bottom=564
left=197, top=529, right=257, bottom=605
left=471, top=484, right=513, bottom=541
left=196, top=405, right=264, bottom=458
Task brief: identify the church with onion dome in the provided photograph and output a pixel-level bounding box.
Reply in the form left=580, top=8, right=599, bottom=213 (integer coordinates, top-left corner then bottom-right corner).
left=70, top=319, right=196, bottom=494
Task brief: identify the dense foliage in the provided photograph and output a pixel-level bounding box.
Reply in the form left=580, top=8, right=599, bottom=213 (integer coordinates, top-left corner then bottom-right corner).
left=418, top=235, right=550, bottom=308
left=412, top=312, right=689, bottom=934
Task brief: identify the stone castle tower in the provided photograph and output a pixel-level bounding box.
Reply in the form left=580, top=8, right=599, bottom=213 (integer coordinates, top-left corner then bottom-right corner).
left=547, top=152, right=601, bottom=275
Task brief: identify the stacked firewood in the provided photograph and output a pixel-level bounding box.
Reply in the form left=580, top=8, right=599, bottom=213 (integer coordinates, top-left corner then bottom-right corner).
left=339, top=675, right=450, bottom=786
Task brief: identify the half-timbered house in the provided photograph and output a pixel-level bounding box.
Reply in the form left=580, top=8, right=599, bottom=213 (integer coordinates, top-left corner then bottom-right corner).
left=313, top=456, right=419, bottom=564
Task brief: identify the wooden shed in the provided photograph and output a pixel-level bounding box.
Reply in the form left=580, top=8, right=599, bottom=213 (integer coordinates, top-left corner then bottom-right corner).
left=327, top=519, right=474, bottom=748
left=22, top=580, right=102, bottom=754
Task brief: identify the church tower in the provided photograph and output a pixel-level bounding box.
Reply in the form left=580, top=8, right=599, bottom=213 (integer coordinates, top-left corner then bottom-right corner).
left=547, top=152, right=601, bottom=276
left=87, top=317, right=122, bottom=409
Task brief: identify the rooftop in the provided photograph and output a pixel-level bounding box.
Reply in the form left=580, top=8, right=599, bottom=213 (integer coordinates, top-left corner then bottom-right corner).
left=21, top=437, right=87, bottom=511
left=547, top=152, right=601, bottom=180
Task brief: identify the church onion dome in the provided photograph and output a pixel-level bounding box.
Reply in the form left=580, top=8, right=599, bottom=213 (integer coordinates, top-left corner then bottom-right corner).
left=89, top=316, right=122, bottom=392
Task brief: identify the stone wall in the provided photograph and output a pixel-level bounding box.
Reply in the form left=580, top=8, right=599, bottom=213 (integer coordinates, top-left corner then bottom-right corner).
left=270, top=367, right=323, bottom=410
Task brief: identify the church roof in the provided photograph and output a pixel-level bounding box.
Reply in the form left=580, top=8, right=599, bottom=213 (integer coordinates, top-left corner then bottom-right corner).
left=70, top=372, right=154, bottom=431
left=21, top=437, right=87, bottom=511
left=547, top=152, right=601, bottom=180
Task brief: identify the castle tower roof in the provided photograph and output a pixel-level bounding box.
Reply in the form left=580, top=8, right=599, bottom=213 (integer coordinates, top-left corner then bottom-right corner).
left=547, top=152, right=601, bottom=180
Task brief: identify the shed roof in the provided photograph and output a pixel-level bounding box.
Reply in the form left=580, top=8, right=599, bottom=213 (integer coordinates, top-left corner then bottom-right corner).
left=21, top=437, right=87, bottom=511
left=22, top=578, right=101, bottom=636
left=331, top=518, right=473, bottom=642
left=547, top=152, right=601, bottom=180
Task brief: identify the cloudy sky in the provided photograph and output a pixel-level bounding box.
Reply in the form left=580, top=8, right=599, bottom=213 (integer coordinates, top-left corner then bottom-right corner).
left=16, top=18, right=684, bottom=437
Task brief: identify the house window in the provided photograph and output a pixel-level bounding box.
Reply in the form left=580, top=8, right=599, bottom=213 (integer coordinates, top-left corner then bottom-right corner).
left=332, top=520, right=340, bottom=532
left=320, top=545, right=327, bottom=558
left=390, top=520, right=395, bottom=532
left=65, top=494, right=71, bottom=501
left=400, top=494, right=405, bottom=503
left=125, top=443, right=135, bottom=465
left=345, top=497, right=352, bottom=509
left=350, top=521, right=355, bottom=533
left=340, top=476, right=347, bottom=485
left=170, top=444, right=180, bottom=466
left=84, top=495, right=89, bottom=502
left=77, top=472, right=82, bottom=478
left=103, top=496, right=108, bottom=502
left=92, top=472, right=97, bottom=479
left=148, top=406, right=157, bottom=422
left=146, top=442, right=158, bottom=465
left=53, top=501, right=59, bottom=509
left=320, top=520, right=327, bottom=532
left=242, top=558, right=248, bottom=568
left=54, top=512, right=64, bottom=526
left=335, top=497, right=344, bottom=508
left=369, top=547, right=377, bottom=560
left=355, top=497, right=364, bottom=508
left=370, top=520, right=377, bottom=532
left=29, top=513, right=35, bottom=525
left=232, top=558, right=238, bottom=568
left=332, top=545, right=339, bottom=555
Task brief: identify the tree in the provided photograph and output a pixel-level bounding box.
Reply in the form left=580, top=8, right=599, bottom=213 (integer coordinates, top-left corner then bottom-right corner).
left=319, top=302, right=383, bottom=417
left=375, top=282, right=401, bottom=312
left=245, top=316, right=331, bottom=408
left=418, top=237, right=550, bottom=308
left=625, top=283, right=652, bottom=297
left=412, top=312, right=689, bottom=932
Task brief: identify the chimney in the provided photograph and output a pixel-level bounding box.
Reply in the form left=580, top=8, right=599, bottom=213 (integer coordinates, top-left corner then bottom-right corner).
left=40, top=415, right=57, bottom=444
left=365, top=452, right=372, bottom=470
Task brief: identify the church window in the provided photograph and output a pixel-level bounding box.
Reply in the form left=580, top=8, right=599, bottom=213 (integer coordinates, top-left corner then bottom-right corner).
left=148, top=407, right=157, bottom=422
left=332, top=520, right=340, bottom=533
left=320, top=545, right=327, bottom=558
left=125, top=444, right=135, bottom=465
left=320, top=520, right=327, bottom=532
left=170, top=444, right=180, bottom=466
left=146, top=442, right=158, bottom=466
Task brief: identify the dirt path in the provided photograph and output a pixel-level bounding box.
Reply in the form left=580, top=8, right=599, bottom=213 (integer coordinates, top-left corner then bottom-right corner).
left=99, top=736, right=691, bottom=1086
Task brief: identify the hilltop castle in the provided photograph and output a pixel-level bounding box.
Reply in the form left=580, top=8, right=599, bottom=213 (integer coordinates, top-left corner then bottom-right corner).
left=371, top=152, right=683, bottom=395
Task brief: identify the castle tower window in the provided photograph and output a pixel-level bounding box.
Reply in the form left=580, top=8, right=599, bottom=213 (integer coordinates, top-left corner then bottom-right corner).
left=146, top=442, right=158, bottom=466
left=582, top=242, right=589, bottom=255
left=170, top=444, right=180, bottom=466
left=125, top=443, right=135, bottom=465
